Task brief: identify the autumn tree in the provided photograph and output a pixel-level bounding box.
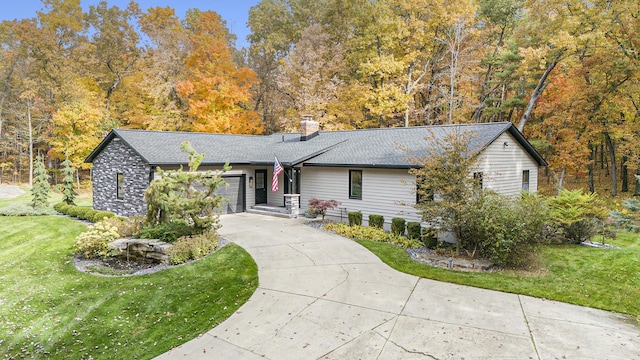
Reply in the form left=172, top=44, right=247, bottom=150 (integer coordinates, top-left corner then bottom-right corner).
left=277, top=24, right=347, bottom=130
left=409, top=129, right=479, bottom=255
left=86, top=1, right=141, bottom=112
left=177, top=11, right=262, bottom=134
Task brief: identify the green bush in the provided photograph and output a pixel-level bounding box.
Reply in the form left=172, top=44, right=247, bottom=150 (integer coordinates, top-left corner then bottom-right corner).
left=54, top=202, right=116, bottom=223
left=610, top=198, right=640, bottom=233
left=391, top=217, right=406, bottom=236
left=548, top=189, right=607, bottom=244
left=407, top=222, right=421, bottom=240
left=89, top=211, right=116, bottom=223
left=167, top=231, right=219, bottom=265
left=136, top=221, right=196, bottom=243
left=53, top=202, right=70, bottom=213
left=368, top=214, right=384, bottom=228
left=324, top=223, right=421, bottom=248
left=460, top=192, right=549, bottom=267
left=348, top=211, right=362, bottom=226
left=74, top=220, right=120, bottom=259
left=0, top=204, right=56, bottom=216
left=421, top=227, right=438, bottom=249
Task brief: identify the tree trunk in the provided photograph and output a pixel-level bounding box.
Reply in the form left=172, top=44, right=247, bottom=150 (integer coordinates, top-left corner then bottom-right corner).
left=517, top=50, right=564, bottom=132
left=587, top=144, right=597, bottom=194
left=634, top=168, right=640, bottom=196
left=557, top=168, right=566, bottom=193
left=27, top=104, right=33, bottom=187
left=604, top=131, right=616, bottom=196
left=621, top=156, right=628, bottom=192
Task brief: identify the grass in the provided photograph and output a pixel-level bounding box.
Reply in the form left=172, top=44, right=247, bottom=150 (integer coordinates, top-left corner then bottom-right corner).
left=358, top=232, right=640, bottom=318
left=0, top=216, right=258, bottom=359
left=0, top=186, right=93, bottom=210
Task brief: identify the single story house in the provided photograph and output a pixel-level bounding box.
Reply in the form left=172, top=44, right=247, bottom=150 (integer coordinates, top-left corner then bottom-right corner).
left=85, top=120, right=547, bottom=227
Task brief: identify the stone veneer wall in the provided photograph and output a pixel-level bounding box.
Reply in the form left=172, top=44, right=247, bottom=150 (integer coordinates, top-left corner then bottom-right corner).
left=92, top=138, right=151, bottom=217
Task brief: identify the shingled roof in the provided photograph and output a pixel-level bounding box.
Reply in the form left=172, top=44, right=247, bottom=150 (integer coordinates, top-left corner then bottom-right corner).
left=85, top=122, right=546, bottom=168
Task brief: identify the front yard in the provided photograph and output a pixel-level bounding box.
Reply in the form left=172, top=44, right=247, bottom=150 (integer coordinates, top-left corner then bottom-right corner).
left=0, top=215, right=258, bottom=359
left=358, top=232, right=640, bottom=318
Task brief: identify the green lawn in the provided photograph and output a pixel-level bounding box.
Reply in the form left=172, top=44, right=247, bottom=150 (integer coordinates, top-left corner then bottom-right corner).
left=0, top=187, right=93, bottom=209
left=0, top=216, right=258, bottom=359
left=358, top=233, right=640, bottom=318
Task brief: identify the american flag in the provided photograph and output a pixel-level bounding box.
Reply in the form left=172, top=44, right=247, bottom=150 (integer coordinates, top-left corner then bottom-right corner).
left=272, top=157, right=284, bottom=192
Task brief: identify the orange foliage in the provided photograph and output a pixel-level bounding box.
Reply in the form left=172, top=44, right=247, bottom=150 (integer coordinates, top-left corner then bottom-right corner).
left=177, top=11, right=262, bottom=134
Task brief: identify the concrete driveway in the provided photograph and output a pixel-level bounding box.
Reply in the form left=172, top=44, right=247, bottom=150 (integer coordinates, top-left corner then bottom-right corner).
left=157, top=213, right=639, bottom=359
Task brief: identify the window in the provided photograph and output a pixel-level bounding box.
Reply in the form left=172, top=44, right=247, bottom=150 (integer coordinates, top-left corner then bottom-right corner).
left=473, top=172, right=483, bottom=190
left=522, top=170, right=530, bottom=191
left=117, top=173, right=124, bottom=200
left=349, top=170, right=362, bottom=199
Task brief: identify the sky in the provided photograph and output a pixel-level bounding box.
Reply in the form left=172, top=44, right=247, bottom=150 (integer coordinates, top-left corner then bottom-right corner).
left=0, top=0, right=261, bottom=48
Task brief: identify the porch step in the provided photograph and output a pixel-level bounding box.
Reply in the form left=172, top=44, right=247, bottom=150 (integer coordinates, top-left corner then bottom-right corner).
left=251, top=205, right=289, bottom=214
left=247, top=208, right=292, bottom=219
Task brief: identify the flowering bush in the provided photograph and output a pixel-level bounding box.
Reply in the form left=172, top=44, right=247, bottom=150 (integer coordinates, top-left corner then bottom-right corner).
left=74, top=220, right=120, bottom=259
left=324, top=223, right=421, bottom=248
left=308, top=198, right=340, bottom=220
left=167, top=231, right=219, bottom=265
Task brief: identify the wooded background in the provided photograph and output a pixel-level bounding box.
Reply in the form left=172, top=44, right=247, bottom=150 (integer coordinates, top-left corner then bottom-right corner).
left=0, top=0, right=638, bottom=197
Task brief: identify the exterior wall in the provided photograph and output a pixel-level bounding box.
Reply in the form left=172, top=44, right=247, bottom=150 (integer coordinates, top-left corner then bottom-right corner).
left=300, top=166, right=421, bottom=227
left=475, top=132, right=539, bottom=195
left=267, top=165, right=285, bottom=207
left=92, top=138, right=151, bottom=217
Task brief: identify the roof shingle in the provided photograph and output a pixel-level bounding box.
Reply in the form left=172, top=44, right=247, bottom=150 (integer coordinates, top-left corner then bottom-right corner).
left=85, top=122, right=546, bottom=168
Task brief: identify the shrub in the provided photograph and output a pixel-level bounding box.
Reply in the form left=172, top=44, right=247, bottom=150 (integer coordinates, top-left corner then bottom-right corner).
left=348, top=211, right=362, bottom=226
left=54, top=202, right=70, bottom=214
left=0, top=204, right=56, bottom=216
left=324, top=223, right=421, bottom=248
left=610, top=198, right=640, bottom=233
left=167, top=231, right=219, bottom=265
left=421, top=227, right=438, bottom=249
left=548, top=189, right=607, bottom=244
left=407, top=222, right=421, bottom=240
left=75, top=219, right=120, bottom=259
left=460, top=192, right=549, bottom=267
left=103, top=216, right=143, bottom=238
left=136, top=221, right=196, bottom=243
left=391, top=218, right=406, bottom=236
left=54, top=202, right=116, bottom=223
left=369, top=214, right=384, bottom=228
left=308, top=198, right=340, bottom=220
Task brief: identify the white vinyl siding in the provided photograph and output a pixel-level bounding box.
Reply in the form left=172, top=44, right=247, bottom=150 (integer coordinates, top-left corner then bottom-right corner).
left=300, top=167, right=421, bottom=227
left=267, top=165, right=285, bottom=206
left=474, top=132, right=539, bottom=195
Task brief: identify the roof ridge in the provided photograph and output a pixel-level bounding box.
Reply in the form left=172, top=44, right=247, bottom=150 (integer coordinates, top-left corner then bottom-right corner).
left=114, top=128, right=261, bottom=138
left=309, top=122, right=512, bottom=135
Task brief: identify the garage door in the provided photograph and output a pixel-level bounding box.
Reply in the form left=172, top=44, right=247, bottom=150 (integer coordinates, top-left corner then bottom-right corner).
left=215, top=175, right=245, bottom=214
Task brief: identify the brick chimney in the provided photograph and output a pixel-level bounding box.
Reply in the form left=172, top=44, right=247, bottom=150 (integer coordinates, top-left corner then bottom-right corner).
left=300, top=114, right=319, bottom=141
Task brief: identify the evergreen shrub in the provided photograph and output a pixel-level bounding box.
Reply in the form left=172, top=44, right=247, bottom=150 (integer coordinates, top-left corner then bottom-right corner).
left=348, top=211, right=362, bottom=226
left=368, top=214, right=384, bottom=228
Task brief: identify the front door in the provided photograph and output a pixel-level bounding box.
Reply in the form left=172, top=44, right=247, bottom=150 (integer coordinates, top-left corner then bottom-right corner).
left=255, top=169, right=267, bottom=204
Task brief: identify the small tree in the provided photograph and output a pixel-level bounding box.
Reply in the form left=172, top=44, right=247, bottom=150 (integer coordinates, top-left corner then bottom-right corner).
left=144, top=142, right=228, bottom=232
left=308, top=198, right=340, bottom=221
left=60, top=157, right=77, bottom=205
left=408, top=129, right=479, bottom=255
left=548, top=189, right=608, bottom=244
left=31, top=155, right=51, bottom=209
